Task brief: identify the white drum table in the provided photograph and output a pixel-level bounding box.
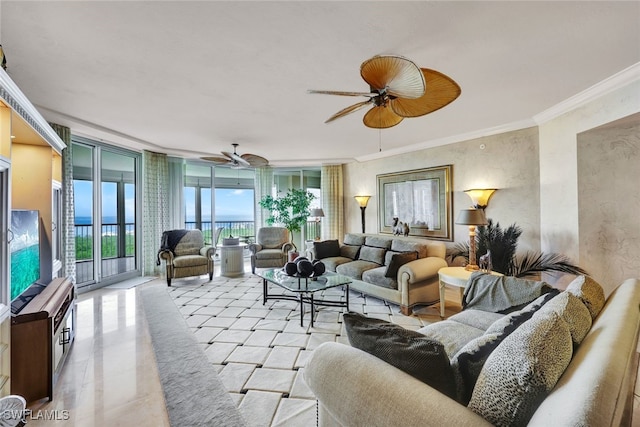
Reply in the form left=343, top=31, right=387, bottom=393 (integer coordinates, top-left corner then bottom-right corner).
left=437, top=266, right=503, bottom=317
left=218, top=243, right=247, bottom=277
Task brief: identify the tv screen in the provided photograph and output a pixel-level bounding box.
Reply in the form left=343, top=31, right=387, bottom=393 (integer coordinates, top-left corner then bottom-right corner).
left=10, top=209, right=40, bottom=301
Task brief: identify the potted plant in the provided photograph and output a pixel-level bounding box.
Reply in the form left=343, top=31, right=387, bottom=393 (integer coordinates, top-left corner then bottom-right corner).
left=259, top=188, right=316, bottom=250
left=448, top=218, right=588, bottom=278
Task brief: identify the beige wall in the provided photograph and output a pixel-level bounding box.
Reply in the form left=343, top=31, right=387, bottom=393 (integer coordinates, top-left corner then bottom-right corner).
left=343, top=126, right=541, bottom=254
left=538, top=80, right=640, bottom=294
left=577, top=117, right=640, bottom=293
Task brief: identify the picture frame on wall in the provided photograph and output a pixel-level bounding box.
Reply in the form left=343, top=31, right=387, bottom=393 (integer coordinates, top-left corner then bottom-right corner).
left=377, top=165, right=453, bottom=241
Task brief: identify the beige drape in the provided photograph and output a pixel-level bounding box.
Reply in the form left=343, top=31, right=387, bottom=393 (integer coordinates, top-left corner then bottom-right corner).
left=321, top=164, right=344, bottom=241
left=254, top=166, right=274, bottom=228
left=142, top=150, right=170, bottom=276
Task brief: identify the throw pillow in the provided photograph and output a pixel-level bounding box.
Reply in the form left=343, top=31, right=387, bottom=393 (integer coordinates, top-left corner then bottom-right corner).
left=468, top=311, right=573, bottom=427
left=313, top=239, right=340, bottom=259
left=452, top=291, right=558, bottom=405
left=534, top=291, right=592, bottom=345
left=358, top=246, right=386, bottom=265
left=343, top=312, right=456, bottom=399
left=566, top=275, right=605, bottom=320
left=384, top=251, right=418, bottom=278
left=340, top=244, right=360, bottom=260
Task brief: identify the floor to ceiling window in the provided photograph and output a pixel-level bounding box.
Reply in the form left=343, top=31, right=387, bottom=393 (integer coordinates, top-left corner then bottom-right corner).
left=72, top=138, right=141, bottom=288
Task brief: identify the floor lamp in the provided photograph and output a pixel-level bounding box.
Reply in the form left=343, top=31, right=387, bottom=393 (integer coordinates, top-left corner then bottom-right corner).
left=455, top=208, right=488, bottom=271
left=309, top=208, right=325, bottom=240
left=354, top=196, right=370, bottom=233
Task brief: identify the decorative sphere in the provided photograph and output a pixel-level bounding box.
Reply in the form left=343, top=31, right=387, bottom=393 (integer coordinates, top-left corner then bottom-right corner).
left=313, top=261, right=326, bottom=276
left=284, top=262, right=298, bottom=276
left=293, top=256, right=308, bottom=264
left=297, top=259, right=314, bottom=277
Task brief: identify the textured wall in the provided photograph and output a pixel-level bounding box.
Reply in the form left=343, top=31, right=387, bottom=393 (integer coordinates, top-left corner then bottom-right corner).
left=343, top=126, right=541, bottom=254
left=578, top=117, right=640, bottom=292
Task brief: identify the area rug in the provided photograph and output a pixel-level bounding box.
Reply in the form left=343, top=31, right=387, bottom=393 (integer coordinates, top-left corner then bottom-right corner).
left=139, top=284, right=247, bottom=427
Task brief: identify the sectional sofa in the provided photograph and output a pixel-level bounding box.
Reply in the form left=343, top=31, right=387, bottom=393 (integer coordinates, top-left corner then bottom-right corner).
left=304, top=276, right=640, bottom=426
left=310, top=233, right=447, bottom=315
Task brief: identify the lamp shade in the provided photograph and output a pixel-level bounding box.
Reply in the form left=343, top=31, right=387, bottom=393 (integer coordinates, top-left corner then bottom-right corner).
left=354, top=195, right=371, bottom=208
left=455, top=208, right=488, bottom=226
left=464, top=189, right=497, bottom=209
left=310, top=208, right=325, bottom=218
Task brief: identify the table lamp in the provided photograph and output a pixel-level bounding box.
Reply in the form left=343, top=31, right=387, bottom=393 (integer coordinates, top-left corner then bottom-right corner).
left=455, top=208, right=488, bottom=271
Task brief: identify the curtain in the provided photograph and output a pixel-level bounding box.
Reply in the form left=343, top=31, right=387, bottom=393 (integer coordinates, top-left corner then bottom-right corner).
left=167, top=157, right=185, bottom=229
left=254, top=166, right=274, bottom=228
left=51, top=123, right=76, bottom=283
left=321, top=164, right=344, bottom=241
left=142, top=150, right=170, bottom=276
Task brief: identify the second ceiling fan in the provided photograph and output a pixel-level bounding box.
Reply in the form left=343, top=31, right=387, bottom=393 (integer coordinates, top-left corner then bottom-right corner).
left=201, top=143, right=268, bottom=169
left=309, top=55, right=461, bottom=129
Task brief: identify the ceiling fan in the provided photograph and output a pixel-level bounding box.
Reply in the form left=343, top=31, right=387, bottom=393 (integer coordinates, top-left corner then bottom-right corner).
left=201, top=143, right=269, bottom=169
left=309, top=55, right=461, bottom=129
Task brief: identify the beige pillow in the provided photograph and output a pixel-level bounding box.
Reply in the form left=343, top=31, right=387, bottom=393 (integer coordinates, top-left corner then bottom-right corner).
left=566, top=275, right=605, bottom=319
left=468, top=311, right=573, bottom=426
left=534, top=291, right=592, bottom=345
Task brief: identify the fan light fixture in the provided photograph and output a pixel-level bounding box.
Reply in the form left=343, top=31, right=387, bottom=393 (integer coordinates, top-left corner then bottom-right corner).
left=464, top=189, right=497, bottom=210
left=309, top=55, right=461, bottom=129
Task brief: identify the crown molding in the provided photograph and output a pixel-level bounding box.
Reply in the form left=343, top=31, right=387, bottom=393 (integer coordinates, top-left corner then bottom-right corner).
left=534, top=62, right=640, bottom=125
left=354, top=118, right=537, bottom=163
left=0, top=68, right=65, bottom=154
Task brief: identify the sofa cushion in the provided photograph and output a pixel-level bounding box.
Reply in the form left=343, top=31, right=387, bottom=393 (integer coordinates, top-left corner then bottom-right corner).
left=358, top=246, right=386, bottom=265
left=450, top=292, right=557, bottom=405
left=321, top=256, right=354, bottom=272
left=314, top=239, right=340, bottom=259
left=468, top=311, right=573, bottom=427
left=418, top=320, right=486, bottom=358
left=336, top=260, right=381, bottom=280
left=364, top=235, right=393, bottom=249
left=534, top=291, right=592, bottom=344
left=343, top=233, right=366, bottom=246
left=448, top=309, right=505, bottom=332
left=362, top=267, right=398, bottom=290
left=384, top=251, right=418, bottom=278
left=343, top=312, right=456, bottom=399
left=390, top=239, right=429, bottom=259
left=566, top=275, right=605, bottom=320
left=340, top=244, right=360, bottom=260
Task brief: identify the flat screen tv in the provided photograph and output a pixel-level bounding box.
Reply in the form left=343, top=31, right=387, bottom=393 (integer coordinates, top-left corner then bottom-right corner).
left=10, top=209, right=43, bottom=314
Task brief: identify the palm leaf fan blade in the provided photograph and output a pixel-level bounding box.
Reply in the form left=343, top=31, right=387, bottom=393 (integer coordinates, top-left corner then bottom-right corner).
left=390, top=69, right=461, bottom=118
left=363, top=105, right=403, bottom=129
left=201, top=156, right=231, bottom=164
left=360, top=55, right=425, bottom=99
left=325, top=100, right=372, bottom=123
left=240, top=153, right=269, bottom=167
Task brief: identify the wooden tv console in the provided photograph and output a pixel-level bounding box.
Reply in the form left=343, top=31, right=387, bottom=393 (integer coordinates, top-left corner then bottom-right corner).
left=11, top=277, right=76, bottom=403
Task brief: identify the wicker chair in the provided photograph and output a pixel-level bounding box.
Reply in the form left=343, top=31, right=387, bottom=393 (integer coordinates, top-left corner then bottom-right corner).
left=248, top=227, right=295, bottom=274
left=159, top=229, right=215, bottom=286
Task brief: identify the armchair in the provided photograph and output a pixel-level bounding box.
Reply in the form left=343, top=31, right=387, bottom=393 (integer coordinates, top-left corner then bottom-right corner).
left=248, top=227, right=295, bottom=274
left=158, top=229, right=215, bottom=286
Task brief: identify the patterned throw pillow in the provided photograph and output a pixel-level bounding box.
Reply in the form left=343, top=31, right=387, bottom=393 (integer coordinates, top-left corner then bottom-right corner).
left=384, top=251, right=418, bottom=278
left=343, top=312, right=456, bottom=399
left=534, top=291, right=592, bottom=345
left=468, top=311, right=573, bottom=427
left=451, top=291, right=557, bottom=405
left=313, top=239, right=340, bottom=259
left=566, top=275, right=605, bottom=320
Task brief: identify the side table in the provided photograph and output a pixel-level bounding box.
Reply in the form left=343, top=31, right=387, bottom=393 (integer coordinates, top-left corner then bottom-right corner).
left=218, top=243, right=247, bottom=277
left=437, top=267, right=503, bottom=317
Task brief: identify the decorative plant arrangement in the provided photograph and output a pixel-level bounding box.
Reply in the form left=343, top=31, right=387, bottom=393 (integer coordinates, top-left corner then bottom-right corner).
left=259, top=188, right=316, bottom=239
left=448, top=218, right=588, bottom=278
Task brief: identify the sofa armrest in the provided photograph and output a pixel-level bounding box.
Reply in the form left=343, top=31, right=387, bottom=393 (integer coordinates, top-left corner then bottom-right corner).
left=248, top=243, right=263, bottom=254
left=304, top=342, right=491, bottom=427
left=398, top=256, right=448, bottom=283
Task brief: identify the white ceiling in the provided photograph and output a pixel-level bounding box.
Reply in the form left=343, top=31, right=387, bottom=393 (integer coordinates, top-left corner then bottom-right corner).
left=1, top=1, right=639, bottom=167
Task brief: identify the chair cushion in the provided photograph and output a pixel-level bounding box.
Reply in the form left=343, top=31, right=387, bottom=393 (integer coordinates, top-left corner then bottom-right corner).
left=258, top=227, right=289, bottom=249
left=468, top=311, right=573, bottom=426
left=173, top=254, right=209, bottom=268
left=255, top=248, right=287, bottom=260
left=343, top=312, right=456, bottom=399
left=314, top=240, right=340, bottom=259
left=174, top=230, right=205, bottom=256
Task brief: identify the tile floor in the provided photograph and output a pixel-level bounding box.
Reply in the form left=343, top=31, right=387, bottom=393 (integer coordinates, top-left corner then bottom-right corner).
left=21, top=262, right=640, bottom=426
